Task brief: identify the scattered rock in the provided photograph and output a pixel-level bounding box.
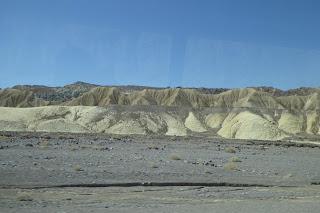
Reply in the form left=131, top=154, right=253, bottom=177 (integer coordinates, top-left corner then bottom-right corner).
left=147, top=145, right=159, bottom=150
left=203, top=160, right=216, bottom=167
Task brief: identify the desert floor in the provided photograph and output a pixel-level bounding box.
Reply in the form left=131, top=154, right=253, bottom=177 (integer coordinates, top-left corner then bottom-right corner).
left=0, top=132, right=319, bottom=212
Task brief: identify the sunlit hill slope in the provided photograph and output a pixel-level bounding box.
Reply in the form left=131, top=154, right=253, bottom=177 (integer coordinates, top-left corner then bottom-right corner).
left=0, top=82, right=319, bottom=141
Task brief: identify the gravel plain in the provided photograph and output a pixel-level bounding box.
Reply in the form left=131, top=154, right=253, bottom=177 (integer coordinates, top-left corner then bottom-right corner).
left=0, top=132, right=320, bottom=212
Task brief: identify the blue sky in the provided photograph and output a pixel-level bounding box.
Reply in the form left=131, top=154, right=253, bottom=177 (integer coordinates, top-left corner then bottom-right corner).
left=0, top=0, right=320, bottom=89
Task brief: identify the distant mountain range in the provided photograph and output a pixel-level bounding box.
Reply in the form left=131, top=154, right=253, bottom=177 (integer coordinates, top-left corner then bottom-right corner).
left=0, top=82, right=319, bottom=109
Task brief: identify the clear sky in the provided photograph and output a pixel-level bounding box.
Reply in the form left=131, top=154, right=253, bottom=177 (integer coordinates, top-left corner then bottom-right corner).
left=1, top=0, right=320, bottom=89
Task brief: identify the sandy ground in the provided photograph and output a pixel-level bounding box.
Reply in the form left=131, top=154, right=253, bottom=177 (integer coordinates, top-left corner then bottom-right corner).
left=1, top=186, right=320, bottom=213
left=0, top=132, right=320, bottom=212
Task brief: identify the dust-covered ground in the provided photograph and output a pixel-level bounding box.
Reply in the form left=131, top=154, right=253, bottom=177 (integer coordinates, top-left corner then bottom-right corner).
left=0, top=132, right=320, bottom=212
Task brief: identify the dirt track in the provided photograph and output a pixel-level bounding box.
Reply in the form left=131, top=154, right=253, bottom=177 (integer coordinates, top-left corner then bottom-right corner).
left=0, top=132, right=320, bottom=212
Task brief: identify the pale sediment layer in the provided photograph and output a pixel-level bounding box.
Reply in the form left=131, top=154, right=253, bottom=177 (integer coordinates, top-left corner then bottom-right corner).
left=0, top=105, right=319, bottom=141
left=1, top=84, right=320, bottom=141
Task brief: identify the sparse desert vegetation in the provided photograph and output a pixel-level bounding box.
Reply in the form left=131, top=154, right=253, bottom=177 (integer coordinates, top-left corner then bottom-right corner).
left=16, top=192, right=33, bottom=201
left=150, top=163, right=159, bottom=168
left=38, top=140, right=50, bottom=149
left=229, top=156, right=242, bottom=162
left=225, top=147, right=236, bottom=153
left=224, top=162, right=238, bottom=171
left=170, top=154, right=182, bottom=161
left=73, top=165, right=83, bottom=172
left=0, top=135, right=9, bottom=141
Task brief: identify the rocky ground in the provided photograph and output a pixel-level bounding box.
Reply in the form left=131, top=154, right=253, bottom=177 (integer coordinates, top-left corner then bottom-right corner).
left=0, top=132, right=320, bottom=212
